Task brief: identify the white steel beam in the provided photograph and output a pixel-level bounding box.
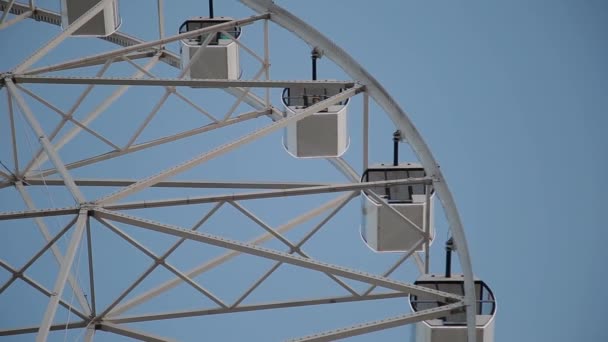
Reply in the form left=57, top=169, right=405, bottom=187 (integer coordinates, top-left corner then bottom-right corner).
left=14, top=0, right=112, bottom=73
left=288, top=302, right=465, bottom=342
left=230, top=201, right=359, bottom=296
left=108, top=194, right=352, bottom=317
left=0, top=206, right=79, bottom=221
left=17, top=84, right=121, bottom=150
left=0, top=8, right=30, bottom=30
left=29, top=109, right=268, bottom=179
left=12, top=76, right=356, bottom=89
left=362, top=92, right=369, bottom=171
left=231, top=194, right=355, bottom=307
left=22, top=14, right=270, bottom=75
left=122, top=31, right=219, bottom=149
left=102, top=177, right=430, bottom=211
left=0, top=321, right=87, bottom=337
left=6, top=80, right=85, bottom=203
left=86, top=217, right=97, bottom=316
left=24, top=178, right=327, bottom=189
left=93, top=203, right=222, bottom=317
left=84, top=325, right=96, bottom=342
left=96, top=86, right=362, bottom=205
left=24, top=54, right=161, bottom=176
left=0, top=259, right=88, bottom=321
left=156, top=0, right=164, bottom=42
left=0, top=0, right=15, bottom=24
left=6, top=90, right=18, bottom=175
left=96, top=217, right=228, bottom=308
left=108, top=292, right=409, bottom=324
left=239, top=2, right=479, bottom=339
left=0, top=216, right=75, bottom=293
left=120, top=56, right=218, bottom=123
left=99, top=323, right=175, bottom=342
left=36, top=209, right=88, bottom=342
left=22, top=59, right=114, bottom=176
left=363, top=238, right=424, bottom=296
left=94, top=209, right=462, bottom=302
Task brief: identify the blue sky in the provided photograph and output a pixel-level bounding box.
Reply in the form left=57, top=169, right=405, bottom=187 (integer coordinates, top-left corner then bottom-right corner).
left=0, top=0, right=607, bottom=341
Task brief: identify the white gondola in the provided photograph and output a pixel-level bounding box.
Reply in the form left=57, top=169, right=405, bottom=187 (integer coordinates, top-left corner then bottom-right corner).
left=60, top=0, right=120, bottom=37
left=360, top=163, right=434, bottom=252
left=409, top=274, right=496, bottom=342
left=282, top=84, right=349, bottom=158
left=179, top=17, right=241, bottom=80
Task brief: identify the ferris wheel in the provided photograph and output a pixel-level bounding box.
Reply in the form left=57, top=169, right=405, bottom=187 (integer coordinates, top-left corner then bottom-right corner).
left=0, top=1, right=496, bottom=341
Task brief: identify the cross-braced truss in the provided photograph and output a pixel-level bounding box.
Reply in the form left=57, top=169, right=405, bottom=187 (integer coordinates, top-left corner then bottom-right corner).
left=0, top=1, right=477, bottom=341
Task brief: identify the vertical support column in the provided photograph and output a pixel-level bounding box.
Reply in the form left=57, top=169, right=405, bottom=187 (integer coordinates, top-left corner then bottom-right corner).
left=362, top=93, right=369, bottom=171
left=16, top=182, right=91, bottom=315
left=264, top=19, right=270, bottom=107
left=86, top=216, right=97, bottom=316
left=36, top=209, right=88, bottom=342
left=156, top=0, right=165, bottom=44
left=7, top=90, right=19, bottom=175
left=423, top=183, right=431, bottom=274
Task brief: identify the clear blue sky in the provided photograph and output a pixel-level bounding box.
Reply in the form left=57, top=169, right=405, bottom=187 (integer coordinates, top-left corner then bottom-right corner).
left=0, top=0, right=606, bottom=341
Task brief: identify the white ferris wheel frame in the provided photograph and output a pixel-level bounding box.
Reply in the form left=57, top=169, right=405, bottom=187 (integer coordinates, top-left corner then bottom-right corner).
left=0, top=0, right=478, bottom=341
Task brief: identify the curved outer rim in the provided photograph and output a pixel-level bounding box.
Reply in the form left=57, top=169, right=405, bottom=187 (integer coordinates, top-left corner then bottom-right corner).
left=2, top=1, right=478, bottom=340
left=238, top=1, right=477, bottom=340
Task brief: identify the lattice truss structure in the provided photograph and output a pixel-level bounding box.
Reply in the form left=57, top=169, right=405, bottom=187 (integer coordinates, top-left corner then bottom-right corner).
left=0, top=1, right=479, bottom=341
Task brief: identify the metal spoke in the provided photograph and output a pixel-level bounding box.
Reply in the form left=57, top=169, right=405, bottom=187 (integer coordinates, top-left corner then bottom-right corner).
left=96, top=86, right=362, bottom=205
left=109, top=292, right=409, bottom=325
left=36, top=209, right=88, bottom=341
left=108, top=194, right=351, bottom=317
left=7, top=80, right=85, bottom=202
left=22, top=59, right=114, bottom=176
left=22, top=14, right=269, bottom=76
left=28, top=109, right=269, bottom=179
left=230, top=201, right=359, bottom=296
left=94, top=209, right=462, bottom=301
left=231, top=193, right=355, bottom=307
left=14, top=0, right=113, bottom=73
left=121, top=56, right=219, bottom=123
left=0, top=216, right=75, bottom=294
left=6, top=89, right=19, bottom=175
left=98, top=323, right=174, bottom=342
left=97, top=217, right=228, bottom=308
left=0, top=260, right=88, bottom=320
left=102, top=177, right=431, bottom=211
left=23, top=54, right=162, bottom=176
left=17, top=84, right=122, bottom=151
left=288, top=302, right=465, bottom=342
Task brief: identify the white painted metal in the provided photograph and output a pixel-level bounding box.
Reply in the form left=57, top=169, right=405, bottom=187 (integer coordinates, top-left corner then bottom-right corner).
left=95, top=208, right=462, bottom=302
left=239, top=1, right=479, bottom=340
left=36, top=209, right=87, bottom=342
left=23, top=55, right=161, bottom=176
left=108, top=193, right=353, bottom=317
left=60, top=0, right=120, bottom=37
left=15, top=0, right=113, bottom=73
left=6, top=80, right=86, bottom=203
left=96, top=86, right=361, bottom=205
left=0, top=1, right=487, bottom=340
left=109, top=292, right=408, bottom=324
left=289, top=302, right=465, bottom=342
left=22, top=14, right=269, bottom=76
left=101, top=177, right=430, bottom=211
left=12, top=75, right=355, bottom=88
